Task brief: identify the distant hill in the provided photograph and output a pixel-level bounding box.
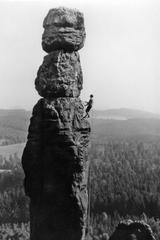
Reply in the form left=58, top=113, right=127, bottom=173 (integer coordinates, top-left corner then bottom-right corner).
left=0, top=107, right=160, bottom=151
left=0, top=143, right=25, bottom=161
left=91, top=118, right=160, bottom=142
left=0, top=109, right=31, bottom=144
left=1, top=117, right=160, bottom=160
left=0, top=109, right=31, bottom=131
left=92, top=108, right=160, bottom=120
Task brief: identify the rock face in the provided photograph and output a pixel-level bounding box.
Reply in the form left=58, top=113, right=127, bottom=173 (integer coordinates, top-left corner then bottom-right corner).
left=109, top=221, right=155, bottom=240
left=42, top=7, right=86, bottom=52
left=35, top=51, right=83, bottom=98
left=22, top=7, right=90, bottom=240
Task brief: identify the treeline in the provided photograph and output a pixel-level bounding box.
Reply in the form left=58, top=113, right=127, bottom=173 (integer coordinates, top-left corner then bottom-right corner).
left=0, top=135, right=25, bottom=145
left=1, top=140, right=160, bottom=221
left=0, top=155, right=29, bottom=223
left=0, top=153, right=20, bottom=169
left=89, top=140, right=160, bottom=218
left=0, top=222, right=29, bottom=240
left=0, top=109, right=30, bottom=146
left=1, top=139, right=160, bottom=238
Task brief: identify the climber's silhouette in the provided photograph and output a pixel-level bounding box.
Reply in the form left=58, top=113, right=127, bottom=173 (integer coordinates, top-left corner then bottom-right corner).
left=83, top=94, right=93, bottom=119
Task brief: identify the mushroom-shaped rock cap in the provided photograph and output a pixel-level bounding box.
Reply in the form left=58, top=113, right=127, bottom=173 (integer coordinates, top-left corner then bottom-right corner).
left=42, top=7, right=86, bottom=52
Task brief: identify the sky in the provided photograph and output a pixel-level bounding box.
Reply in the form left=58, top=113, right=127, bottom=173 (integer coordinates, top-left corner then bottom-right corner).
left=0, top=0, right=160, bottom=113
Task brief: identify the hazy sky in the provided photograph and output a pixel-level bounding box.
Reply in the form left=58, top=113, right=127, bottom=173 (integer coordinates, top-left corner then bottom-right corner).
left=0, top=0, right=160, bottom=113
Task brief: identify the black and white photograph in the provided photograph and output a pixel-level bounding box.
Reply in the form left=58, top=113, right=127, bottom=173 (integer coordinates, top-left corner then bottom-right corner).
left=0, top=0, right=160, bottom=239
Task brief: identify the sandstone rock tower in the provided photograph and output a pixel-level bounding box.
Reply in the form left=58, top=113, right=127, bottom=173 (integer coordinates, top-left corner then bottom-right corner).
left=22, top=7, right=90, bottom=240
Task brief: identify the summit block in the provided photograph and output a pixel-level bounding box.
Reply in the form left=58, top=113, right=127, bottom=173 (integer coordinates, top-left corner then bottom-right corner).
left=42, top=7, right=86, bottom=52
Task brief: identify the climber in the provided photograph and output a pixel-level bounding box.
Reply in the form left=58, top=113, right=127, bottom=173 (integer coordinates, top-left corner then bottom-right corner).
left=83, top=94, right=94, bottom=118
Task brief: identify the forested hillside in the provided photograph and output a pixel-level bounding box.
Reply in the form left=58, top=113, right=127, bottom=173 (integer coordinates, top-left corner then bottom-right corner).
left=1, top=108, right=160, bottom=147
left=1, top=109, right=160, bottom=239
left=0, top=110, right=30, bottom=145
left=1, top=139, right=160, bottom=238
left=90, top=140, right=160, bottom=217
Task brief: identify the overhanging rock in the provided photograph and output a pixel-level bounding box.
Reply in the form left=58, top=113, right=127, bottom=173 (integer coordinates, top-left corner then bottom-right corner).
left=42, top=7, right=86, bottom=52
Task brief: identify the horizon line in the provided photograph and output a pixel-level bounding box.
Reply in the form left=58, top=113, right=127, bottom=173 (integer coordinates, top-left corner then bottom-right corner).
left=0, top=107, right=160, bottom=115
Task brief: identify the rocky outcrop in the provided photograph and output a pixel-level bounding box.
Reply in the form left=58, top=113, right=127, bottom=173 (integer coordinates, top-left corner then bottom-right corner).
left=35, top=51, right=83, bottom=98
left=42, top=7, right=86, bottom=52
left=109, top=220, right=155, bottom=240
left=22, top=7, right=90, bottom=240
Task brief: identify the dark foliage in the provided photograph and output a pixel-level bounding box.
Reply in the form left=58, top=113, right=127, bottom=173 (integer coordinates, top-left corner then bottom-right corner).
left=1, top=139, right=160, bottom=238
left=89, top=140, right=160, bottom=218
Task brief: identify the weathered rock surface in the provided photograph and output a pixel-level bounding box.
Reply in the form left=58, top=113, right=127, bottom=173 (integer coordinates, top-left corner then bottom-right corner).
left=35, top=51, right=83, bottom=98
left=42, top=7, right=86, bottom=52
left=22, top=97, right=90, bottom=197
left=22, top=6, right=89, bottom=240
left=22, top=98, right=90, bottom=240
left=109, top=220, right=155, bottom=240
